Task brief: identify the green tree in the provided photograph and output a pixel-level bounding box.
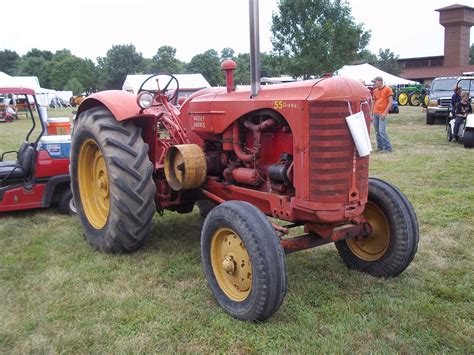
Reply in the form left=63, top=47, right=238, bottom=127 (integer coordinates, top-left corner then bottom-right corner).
left=234, top=53, right=250, bottom=85
left=375, top=48, right=401, bottom=76
left=25, top=48, right=53, bottom=61
left=187, top=49, right=224, bottom=86
left=15, top=56, right=51, bottom=87
left=147, top=45, right=184, bottom=74
left=49, top=54, right=97, bottom=93
left=271, top=0, right=370, bottom=78
left=221, top=47, right=235, bottom=60
left=97, top=44, right=144, bottom=90
left=65, top=77, right=85, bottom=96
left=0, top=50, right=20, bottom=74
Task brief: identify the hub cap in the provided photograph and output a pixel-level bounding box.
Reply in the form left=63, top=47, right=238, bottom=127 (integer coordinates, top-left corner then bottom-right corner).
left=210, top=228, right=252, bottom=301
left=347, top=202, right=390, bottom=261
left=78, top=139, right=110, bottom=229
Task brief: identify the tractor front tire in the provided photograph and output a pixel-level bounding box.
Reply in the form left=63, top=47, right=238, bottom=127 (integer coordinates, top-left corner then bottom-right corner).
left=201, top=201, right=287, bottom=321
left=70, top=107, right=156, bottom=253
left=463, top=130, right=474, bottom=148
left=335, top=178, right=419, bottom=277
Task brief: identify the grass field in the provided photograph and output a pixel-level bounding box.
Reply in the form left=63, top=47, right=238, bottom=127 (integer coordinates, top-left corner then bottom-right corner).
left=1, top=107, right=473, bottom=353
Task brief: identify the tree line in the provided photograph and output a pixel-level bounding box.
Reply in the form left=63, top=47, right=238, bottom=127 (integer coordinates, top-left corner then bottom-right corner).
left=0, top=0, right=404, bottom=95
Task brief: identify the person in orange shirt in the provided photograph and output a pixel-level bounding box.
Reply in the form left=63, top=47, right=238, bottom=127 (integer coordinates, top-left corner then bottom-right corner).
left=371, top=76, right=393, bottom=152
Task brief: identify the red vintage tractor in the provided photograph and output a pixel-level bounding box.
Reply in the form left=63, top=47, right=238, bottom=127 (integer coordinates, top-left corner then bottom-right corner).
left=70, top=3, right=419, bottom=321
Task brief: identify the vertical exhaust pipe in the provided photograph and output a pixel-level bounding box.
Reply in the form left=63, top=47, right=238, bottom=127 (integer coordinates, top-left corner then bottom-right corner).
left=249, top=0, right=261, bottom=98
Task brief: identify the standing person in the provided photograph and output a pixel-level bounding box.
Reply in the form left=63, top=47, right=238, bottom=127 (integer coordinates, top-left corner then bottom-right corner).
left=371, top=76, right=393, bottom=153
left=453, top=91, right=472, bottom=141
left=450, top=86, right=462, bottom=118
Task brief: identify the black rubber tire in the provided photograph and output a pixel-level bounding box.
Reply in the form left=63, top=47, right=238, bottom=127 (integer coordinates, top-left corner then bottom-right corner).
left=70, top=107, right=156, bottom=253
left=196, top=200, right=217, bottom=218
left=426, top=113, right=435, bottom=125
left=58, top=187, right=75, bottom=215
left=463, top=130, right=474, bottom=148
left=201, top=201, right=287, bottom=321
left=335, top=178, right=419, bottom=277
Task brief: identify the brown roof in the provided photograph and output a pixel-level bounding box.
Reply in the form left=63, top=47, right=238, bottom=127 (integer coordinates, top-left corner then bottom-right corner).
left=400, top=65, right=474, bottom=80
left=435, top=4, right=474, bottom=12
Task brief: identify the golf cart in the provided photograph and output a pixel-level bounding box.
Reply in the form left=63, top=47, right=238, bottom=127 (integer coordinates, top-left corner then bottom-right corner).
left=446, top=77, right=474, bottom=148
left=0, top=87, right=75, bottom=213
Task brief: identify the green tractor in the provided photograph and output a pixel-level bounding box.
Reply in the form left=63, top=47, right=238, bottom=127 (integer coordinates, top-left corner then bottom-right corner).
left=392, top=84, right=429, bottom=107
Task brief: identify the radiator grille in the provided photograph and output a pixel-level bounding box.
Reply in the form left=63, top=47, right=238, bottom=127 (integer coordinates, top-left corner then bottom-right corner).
left=308, top=101, right=369, bottom=203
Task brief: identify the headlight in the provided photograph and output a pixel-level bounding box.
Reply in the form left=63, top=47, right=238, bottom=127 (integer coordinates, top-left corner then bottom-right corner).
left=428, top=100, right=438, bottom=107
left=137, top=92, right=154, bottom=109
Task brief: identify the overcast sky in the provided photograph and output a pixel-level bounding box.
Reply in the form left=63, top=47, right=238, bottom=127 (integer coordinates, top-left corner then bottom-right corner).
left=1, top=0, right=473, bottom=62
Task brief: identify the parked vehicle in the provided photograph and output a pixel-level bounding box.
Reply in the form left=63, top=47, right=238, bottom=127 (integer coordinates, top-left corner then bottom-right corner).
left=70, top=1, right=419, bottom=321
left=448, top=113, right=474, bottom=148
left=426, top=76, right=474, bottom=125
left=0, top=87, right=74, bottom=214
left=392, top=83, right=426, bottom=107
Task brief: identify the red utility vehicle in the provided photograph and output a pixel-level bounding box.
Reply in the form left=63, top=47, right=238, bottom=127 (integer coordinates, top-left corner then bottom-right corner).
left=0, top=87, right=74, bottom=214
left=70, top=1, right=418, bottom=321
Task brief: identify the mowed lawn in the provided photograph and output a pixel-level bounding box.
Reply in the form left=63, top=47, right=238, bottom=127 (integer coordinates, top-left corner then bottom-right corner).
left=1, top=106, right=473, bottom=353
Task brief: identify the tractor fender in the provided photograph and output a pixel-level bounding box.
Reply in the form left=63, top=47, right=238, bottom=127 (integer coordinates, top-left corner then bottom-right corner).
left=41, top=174, right=70, bottom=208
left=76, top=90, right=141, bottom=122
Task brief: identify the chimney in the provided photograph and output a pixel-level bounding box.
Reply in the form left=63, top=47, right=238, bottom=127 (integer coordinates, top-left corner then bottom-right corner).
left=436, top=4, right=474, bottom=67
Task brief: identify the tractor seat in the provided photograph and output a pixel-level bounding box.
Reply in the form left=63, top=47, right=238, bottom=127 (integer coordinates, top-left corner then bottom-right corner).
left=0, top=141, right=30, bottom=168
left=0, top=146, right=35, bottom=180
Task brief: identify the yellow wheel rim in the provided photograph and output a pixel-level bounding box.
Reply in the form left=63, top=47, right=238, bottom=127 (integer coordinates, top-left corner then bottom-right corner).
left=410, top=94, right=420, bottom=106
left=398, top=93, right=408, bottom=106
left=347, top=202, right=390, bottom=261
left=210, top=228, right=252, bottom=301
left=78, top=139, right=110, bottom=229
left=424, top=95, right=429, bottom=106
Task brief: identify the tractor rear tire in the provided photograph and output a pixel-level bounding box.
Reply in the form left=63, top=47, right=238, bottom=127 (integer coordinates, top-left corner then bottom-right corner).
left=463, top=130, right=474, bottom=148
left=397, top=92, right=409, bottom=106
left=409, top=93, right=420, bottom=106
left=201, top=201, right=287, bottom=321
left=335, top=178, right=419, bottom=277
left=426, top=113, right=435, bottom=125
left=70, top=107, right=156, bottom=253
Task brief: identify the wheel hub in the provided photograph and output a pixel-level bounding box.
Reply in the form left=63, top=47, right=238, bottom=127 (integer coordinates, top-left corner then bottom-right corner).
left=347, top=202, right=390, bottom=261
left=210, top=228, right=252, bottom=301
left=78, top=139, right=110, bottom=229
left=222, top=255, right=236, bottom=274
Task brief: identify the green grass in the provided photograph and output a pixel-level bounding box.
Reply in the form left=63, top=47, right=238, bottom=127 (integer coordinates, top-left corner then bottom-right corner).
left=1, top=107, right=473, bottom=352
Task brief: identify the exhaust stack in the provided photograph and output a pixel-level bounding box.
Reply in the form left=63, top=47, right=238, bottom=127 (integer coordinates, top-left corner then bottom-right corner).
left=249, top=0, right=261, bottom=98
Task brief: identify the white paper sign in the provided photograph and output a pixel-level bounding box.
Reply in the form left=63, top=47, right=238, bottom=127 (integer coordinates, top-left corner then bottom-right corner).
left=345, top=111, right=372, bottom=157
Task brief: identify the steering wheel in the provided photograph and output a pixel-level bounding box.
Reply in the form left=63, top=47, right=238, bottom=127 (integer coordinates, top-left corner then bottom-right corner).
left=137, top=73, right=180, bottom=105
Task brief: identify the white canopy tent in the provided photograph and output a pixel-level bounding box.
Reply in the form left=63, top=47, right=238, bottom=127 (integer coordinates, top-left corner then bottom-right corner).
left=335, top=63, right=419, bottom=86
left=0, top=72, right=72, bottom=107
left=122, top=73, right=211, bottom=94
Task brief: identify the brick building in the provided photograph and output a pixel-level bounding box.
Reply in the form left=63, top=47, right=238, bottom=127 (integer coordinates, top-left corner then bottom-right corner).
left=398, top=4, right=474, bottom=84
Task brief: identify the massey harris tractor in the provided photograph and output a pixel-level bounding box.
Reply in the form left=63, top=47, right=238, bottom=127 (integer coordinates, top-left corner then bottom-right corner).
left=70, top=2, right=419, bottom=322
